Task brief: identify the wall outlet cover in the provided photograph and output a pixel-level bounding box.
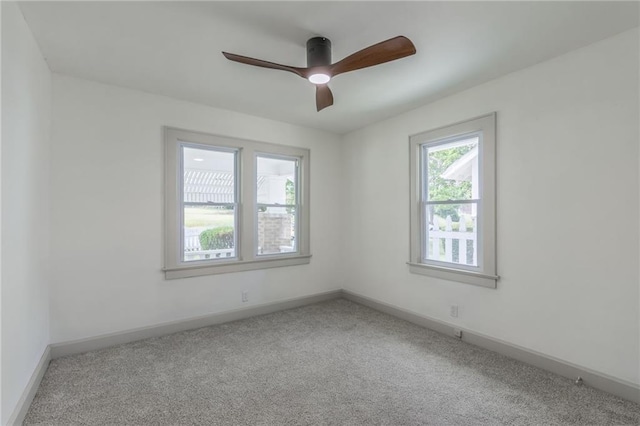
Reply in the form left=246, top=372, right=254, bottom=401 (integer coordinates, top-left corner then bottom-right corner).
left=450, top=305, right=459, bottom=318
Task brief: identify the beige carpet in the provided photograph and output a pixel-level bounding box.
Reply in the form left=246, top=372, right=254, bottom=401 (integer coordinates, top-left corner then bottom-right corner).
left=25, top=299, right=640, bottom=425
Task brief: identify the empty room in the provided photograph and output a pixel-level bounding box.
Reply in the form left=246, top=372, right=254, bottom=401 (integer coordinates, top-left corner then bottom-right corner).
left=2, top=1, right=639, bottom=425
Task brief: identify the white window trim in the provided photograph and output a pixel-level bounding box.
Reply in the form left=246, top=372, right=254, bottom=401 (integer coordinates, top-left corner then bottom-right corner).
left=164, top=127, right=311, bottom=279
left=408, top=113, right=498, bottom=288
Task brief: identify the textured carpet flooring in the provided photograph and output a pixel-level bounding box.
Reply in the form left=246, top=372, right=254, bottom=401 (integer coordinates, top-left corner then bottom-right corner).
left=25, top=299, right=640, bottom=425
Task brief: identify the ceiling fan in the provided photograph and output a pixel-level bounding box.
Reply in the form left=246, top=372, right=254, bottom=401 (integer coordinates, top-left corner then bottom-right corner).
left=222, top=36, right=416, bottom=112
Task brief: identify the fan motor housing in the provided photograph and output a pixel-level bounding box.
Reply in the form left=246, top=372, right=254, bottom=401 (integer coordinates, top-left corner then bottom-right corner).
left=307, top=37, right=332, bottom=67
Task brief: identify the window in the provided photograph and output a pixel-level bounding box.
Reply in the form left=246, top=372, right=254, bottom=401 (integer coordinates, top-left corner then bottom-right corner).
left=182, top=146, right=238, bottom=262
left=164, top=128, right=310, bottom=279
left=408, top=113, right=498, bottom=288
left=256, top=155, right=299, bottom=256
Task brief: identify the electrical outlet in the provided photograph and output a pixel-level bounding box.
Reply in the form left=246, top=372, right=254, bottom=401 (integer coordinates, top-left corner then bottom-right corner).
left=242, top=291, right=248, bottom=303
left=454, top=329, right=463, bottom=339
left=450, top=305, right=458, bottom=318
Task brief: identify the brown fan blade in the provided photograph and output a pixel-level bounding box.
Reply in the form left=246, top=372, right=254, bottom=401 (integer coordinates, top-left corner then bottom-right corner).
left=330, top=36, right=416, bottom=77
left=222, top=52, right=308, bottom=79
left=316, top=84, right=334, bottom=111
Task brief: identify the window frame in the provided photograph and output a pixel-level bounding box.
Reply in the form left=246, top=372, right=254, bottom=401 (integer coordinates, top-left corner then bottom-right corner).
left=164, top=127, right=311, bottom=279
left=408, top=113, right=498, bottom=288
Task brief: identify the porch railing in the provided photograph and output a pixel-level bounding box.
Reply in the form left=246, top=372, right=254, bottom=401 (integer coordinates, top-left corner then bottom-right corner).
left=429, top=215, right=477, bottom=265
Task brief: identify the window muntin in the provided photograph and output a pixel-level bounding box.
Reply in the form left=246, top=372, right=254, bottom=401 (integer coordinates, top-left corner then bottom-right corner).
left=408, top=113, right=497, bottom=288
left=256, top=155, right=299, bottom=256
left=181, top=145, right=237, bottom=262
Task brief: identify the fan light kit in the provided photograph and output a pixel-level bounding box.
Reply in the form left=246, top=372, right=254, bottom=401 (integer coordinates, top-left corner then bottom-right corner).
left=223, top=36, right=416, bottom=112
left=308, top=73, right=331, bottom=85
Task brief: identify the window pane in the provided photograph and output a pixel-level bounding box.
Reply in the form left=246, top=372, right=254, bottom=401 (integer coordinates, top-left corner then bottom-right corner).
left=182, top=145, right=236, bottom=262
left=257, top=156, right=297, bottom=205
left=257, top=207, right=296, bottom=255
left=426, top=137, right=478, bottom=202
left=256, top=155, right=298, bottom=257
left=183, top=205, right=235, bottom=261
left=425, top=203, right=478, bottom=267
left=183, top=146, right=235, bottom=203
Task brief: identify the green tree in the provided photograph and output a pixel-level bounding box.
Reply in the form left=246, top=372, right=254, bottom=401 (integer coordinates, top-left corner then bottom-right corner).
left=427, top=145, right=474, bottom=223
left=285, top=179, right=295, bottom=214
left=285, top=179, right=295, bottom=205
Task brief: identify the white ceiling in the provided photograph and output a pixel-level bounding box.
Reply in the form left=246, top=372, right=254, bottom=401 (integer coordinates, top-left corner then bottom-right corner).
left=18, top=1, right=639, bottom=134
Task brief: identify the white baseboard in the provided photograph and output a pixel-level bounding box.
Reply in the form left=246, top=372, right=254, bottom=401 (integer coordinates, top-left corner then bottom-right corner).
left=50, top=289, right=342, bottom=359
left=342, top=289, right=640, bottom=404
left=7, top=346, right=51, bottom=426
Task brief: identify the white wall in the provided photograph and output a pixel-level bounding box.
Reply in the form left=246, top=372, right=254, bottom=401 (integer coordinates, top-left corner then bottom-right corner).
left=1, top=2, right=52, bottom=424
left=49, top=75, right=344, bottom=343
left=342, top=29, right=639, bottom=385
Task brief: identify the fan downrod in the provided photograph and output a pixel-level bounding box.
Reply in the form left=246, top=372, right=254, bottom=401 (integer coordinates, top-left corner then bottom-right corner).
left=306, top=37, right=331, bottom=67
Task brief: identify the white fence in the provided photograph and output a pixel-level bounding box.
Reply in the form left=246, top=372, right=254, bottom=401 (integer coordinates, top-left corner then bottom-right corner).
left=184, top=248, right=235, bottom=261
left=429, top=215, right=477, bottom=265
left=184, top=227, right=206, bottom=252
left=183, top=227, right=293, bottom=261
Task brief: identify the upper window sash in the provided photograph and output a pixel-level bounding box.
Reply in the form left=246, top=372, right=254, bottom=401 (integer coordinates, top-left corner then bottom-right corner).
left=421, top=132, right=481, bottom=202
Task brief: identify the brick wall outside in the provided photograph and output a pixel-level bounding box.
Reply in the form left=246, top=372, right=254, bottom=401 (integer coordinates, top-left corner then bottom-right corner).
left=257, top=212, right=293, bottom=254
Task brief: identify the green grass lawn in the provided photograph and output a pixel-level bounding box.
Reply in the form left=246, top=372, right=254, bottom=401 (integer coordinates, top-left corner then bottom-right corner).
left=184, top=207, right=235, bottom=228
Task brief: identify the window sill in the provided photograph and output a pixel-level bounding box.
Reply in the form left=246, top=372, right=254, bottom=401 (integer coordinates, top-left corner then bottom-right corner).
left=165, top=254, right=312, bottom=279
left=407, top=262, right=498, bottom=289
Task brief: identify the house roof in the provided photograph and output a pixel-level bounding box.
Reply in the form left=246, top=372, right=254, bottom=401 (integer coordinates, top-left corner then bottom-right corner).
left=183, top=170, right=268, bottom=204
left=442, top=146, right=478, bottom=182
